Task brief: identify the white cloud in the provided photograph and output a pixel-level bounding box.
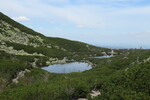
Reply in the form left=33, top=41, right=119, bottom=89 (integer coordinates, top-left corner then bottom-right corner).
left=43, top=5, right=106, bottom=28
left=12, top=16, right=30, bottom=21
left=77, top=25, right=85, bottom=28
left=1, top=0, right=150, bottom=29
left=0, top=0, right=150, bottom=48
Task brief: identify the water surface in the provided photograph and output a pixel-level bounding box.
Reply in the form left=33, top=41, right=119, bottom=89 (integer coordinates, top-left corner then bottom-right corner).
left=90, top=55, right=114, bottom=58
left=42, top=62, right=92, bottom=73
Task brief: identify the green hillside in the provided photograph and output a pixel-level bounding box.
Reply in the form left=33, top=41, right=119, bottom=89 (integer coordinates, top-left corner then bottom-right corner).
left=0, top=12, right=149, bottom=100
left=0, top=12, right=108, bottom=56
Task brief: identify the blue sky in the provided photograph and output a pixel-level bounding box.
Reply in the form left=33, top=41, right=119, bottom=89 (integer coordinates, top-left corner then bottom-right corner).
left=0, top=0, right=150, bottom=48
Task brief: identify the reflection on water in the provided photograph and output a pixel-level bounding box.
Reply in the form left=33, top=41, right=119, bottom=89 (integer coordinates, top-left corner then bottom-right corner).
left=42, top=62, right=92, bottom=73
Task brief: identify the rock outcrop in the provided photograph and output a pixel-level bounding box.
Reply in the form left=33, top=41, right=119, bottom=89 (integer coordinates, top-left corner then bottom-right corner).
left=12, top=69, right=31, bottom=84
left=101, top=52, right=107, bottom=56
left=90, top=90, right=101, bottom=98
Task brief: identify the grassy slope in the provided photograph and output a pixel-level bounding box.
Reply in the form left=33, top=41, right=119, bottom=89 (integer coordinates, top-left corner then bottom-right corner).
left=0, top=12, right=108, bottom=56
left=0, top=12, right=108, bottom=92
left=0, top=50, right=150, bottom=100
left=0, top=12, right=149, bottom=99
left=0, top=12, right=108, bottom=85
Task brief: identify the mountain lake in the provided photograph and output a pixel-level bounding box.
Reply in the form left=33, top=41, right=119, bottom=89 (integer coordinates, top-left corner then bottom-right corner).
left=42, top=56, right=113, bottom=73
left=90, top=55, right=114, bottom=58
left=42, top=62, right=92, bottom=73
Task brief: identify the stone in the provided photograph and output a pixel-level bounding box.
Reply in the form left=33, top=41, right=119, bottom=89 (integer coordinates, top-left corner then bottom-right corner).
left=90, top=90, right=101, bottom=98
left=101, top=52, right=107, bottom=56
left=25, top=69, right=31, bottom=73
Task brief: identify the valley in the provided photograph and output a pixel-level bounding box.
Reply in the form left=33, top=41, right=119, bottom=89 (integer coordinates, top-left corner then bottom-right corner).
left=0, top=12, right=149, bottom=100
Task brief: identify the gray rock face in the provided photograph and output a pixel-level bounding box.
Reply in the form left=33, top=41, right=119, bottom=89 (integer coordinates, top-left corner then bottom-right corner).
left=46, top=57, right=68, bottom=65
left=31, top=58, right=38, bottom=68
left=12, top=69, right=31, bottom=84
left=0, top=20, right=67, bottom=56
left=108, top=49, right=117, bottom=55
left=101, top=52, right=107, bottom=56
left=0, top=20, right=44, bottom=47
left=0, top=45, right=44, bottom=56
left=12, top=71, right=25, bottom=84
left=144, top=57, right=150, bottom=63
left=90, top=90, right=101, bottom=98
left=25, top=69, right=31, bottom=73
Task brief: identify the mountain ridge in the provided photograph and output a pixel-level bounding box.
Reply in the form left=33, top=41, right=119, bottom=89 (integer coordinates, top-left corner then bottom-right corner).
left=0, top=12, right=110, bottom=58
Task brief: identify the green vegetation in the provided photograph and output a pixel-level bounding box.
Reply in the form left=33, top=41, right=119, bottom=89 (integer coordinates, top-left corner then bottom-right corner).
left=0, top=12, right=149, bottom=100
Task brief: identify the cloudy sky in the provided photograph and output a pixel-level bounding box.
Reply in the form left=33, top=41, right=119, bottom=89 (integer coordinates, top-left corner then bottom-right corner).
left=0, top=0, right=150, bottom=48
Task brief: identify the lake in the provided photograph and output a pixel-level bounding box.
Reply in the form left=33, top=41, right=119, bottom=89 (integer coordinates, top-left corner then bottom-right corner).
left=42, top=62, right=92, bottom=73
left=90, top=55, right=114, bottom=58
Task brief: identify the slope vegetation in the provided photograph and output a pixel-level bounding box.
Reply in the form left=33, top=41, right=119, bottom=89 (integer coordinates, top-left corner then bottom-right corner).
left=0, top=12, right=149, bottom=100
